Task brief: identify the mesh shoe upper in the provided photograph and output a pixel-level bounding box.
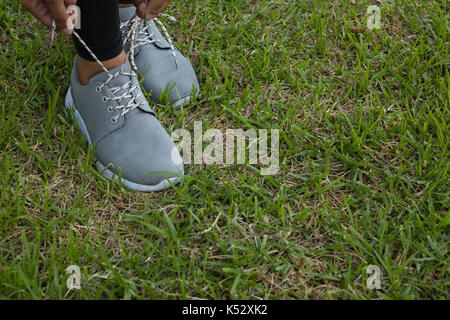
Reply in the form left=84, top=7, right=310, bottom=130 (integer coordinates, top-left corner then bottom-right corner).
left=70, top=58, right=183, bottom=186
left=119, top=7, right=200, bottom=105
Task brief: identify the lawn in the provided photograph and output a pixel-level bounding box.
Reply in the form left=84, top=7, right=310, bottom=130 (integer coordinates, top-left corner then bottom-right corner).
left=0, top=0, right=448, bottom=299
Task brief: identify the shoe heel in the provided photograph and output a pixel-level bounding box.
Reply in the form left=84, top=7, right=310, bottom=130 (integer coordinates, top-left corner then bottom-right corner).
left=64, top=86, right=93, bottom=146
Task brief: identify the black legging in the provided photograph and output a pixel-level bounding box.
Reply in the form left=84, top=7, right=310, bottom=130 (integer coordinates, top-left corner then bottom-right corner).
left=73, top=0, right=135, bottom=62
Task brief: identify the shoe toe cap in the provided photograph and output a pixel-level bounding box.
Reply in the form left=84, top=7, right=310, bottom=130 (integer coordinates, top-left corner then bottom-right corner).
left=117, top=147, right=184, bottom=187
left=96, top=115, right=184, bottom=189
left=137, top=49, right=200, bottom=105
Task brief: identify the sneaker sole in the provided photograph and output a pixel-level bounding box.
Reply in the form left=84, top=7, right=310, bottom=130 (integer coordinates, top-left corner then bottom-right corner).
left=173, top=95, right=193, bottom=108
left=172, top=87, right=200, bottom=108
left=64, top=87, right=181, bottom=192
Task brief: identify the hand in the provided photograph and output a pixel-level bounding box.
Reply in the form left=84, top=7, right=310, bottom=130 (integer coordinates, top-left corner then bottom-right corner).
left=19, top=0, right=77, bottom=35
left=133, top=0, right=172, bottom=20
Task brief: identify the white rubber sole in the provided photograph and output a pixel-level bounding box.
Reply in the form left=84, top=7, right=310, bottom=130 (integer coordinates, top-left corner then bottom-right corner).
left=172, top=87, right=201, bottom=108
left=64, top=87, right=181, bottom=192
left=173, top=95, right=193, bottom=108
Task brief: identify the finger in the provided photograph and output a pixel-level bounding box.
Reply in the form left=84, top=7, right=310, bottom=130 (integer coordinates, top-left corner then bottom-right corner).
left=132, top=0, right=147, bottom=19
left=44, top=0, right=71, bottom=33
left=20, top=0, right=53, bottom=27
left=64, top=0, right=78, bottom=34
left=145, top=0, right=171, bottom=20
left=137, top=2, right=147, bottom=19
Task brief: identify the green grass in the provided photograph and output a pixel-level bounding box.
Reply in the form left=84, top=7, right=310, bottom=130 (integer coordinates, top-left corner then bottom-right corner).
left=0, top=0, right=448, bottom=299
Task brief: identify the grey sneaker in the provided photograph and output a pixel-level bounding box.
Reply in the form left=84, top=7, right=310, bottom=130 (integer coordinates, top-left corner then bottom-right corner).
left=119, top=7, right=200, bottom=107
left=64, top=57, right=184, bottom=192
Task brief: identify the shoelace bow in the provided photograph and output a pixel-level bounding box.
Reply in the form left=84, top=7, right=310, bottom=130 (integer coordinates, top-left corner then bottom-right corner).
left=52, top=20, right=147, bottom=122
left=120, top=13, right=179, bottom=71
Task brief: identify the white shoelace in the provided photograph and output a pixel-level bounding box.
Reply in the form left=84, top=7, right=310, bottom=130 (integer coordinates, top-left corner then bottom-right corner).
left=120, top=13, right=179, bottom=71
left=52, top=21, right=146, bottom=123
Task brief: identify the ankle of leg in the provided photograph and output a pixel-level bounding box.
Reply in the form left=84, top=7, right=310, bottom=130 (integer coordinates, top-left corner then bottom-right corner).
left=77, top=52, right=128, bottom=85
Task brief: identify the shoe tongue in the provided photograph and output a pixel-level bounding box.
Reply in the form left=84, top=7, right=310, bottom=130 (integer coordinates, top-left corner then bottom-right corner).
left=91, top=62, right=155, bottom=116
left=102, top=63, right=135, bottom=105
left=120, top=9, right=171, bottom=50
left=119, top=6, right=136, bottom=22
left=145, top=20, right=171, bottom=49
left=108, top=62, right=134, bottom=92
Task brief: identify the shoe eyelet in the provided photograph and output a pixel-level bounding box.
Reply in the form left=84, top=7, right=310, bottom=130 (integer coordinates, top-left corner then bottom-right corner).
left=111, top=117, right=118, bottom=124
left=96, top=86, right=101, bottom=92
left=108, top=106, right=114, bottom=113
left=102, top=97, right=108, bottom=103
